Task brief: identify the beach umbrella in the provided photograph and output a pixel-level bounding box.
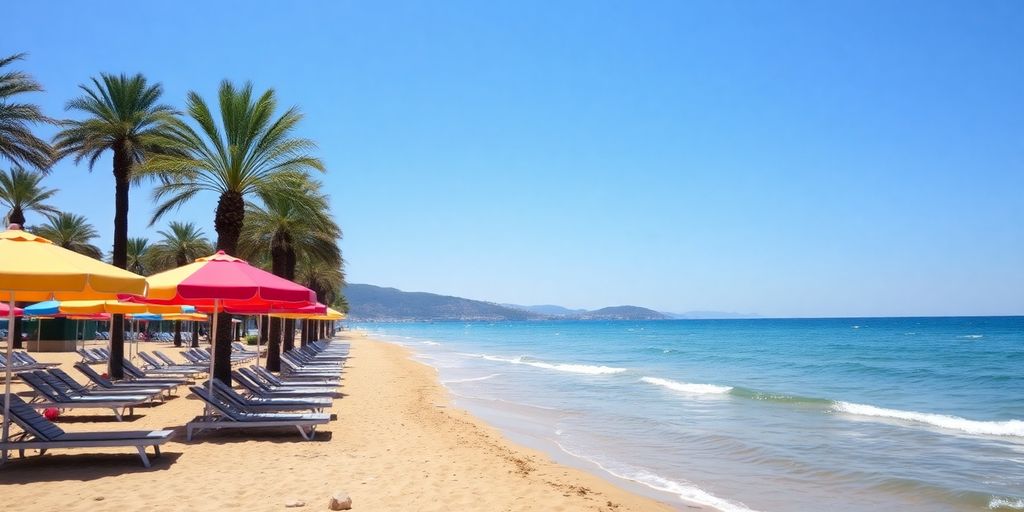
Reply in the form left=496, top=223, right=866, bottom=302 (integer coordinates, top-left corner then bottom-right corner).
left=0, top=226, right=146, bottom=463
left=134, top=251, right=316, bottom=389
left=0, top=304, right=23, bottom=317
left=25, top=299, right=193, bottom=315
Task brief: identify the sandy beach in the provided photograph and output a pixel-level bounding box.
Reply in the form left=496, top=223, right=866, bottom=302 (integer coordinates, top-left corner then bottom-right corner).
left=0, top=333, right=676, bottom=512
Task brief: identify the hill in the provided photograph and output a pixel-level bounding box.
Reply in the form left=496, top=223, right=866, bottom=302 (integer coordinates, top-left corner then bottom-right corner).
left=500, top=304, right=588, bottom=317
left=578, top=305, right=669, bottom=320
left=345, top=284, right=543, bottom=321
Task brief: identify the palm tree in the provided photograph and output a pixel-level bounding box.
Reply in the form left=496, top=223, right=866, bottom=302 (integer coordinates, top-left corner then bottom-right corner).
left=148, top=221, right=212, bottom=271
left=238, top=176, right=339, bottom=369
left=295, top=251, right=346, bottom=342
left=149, top=221, right=212, bottom=347
left=125, top=237, right=151, bottom=275
left=33, top=212, right=103, bottom=259
left=144, top=80, right=324, bottom=383
left=0, top=166, right=59, bottom=225
left=0, top=53, right=53, bottom=171
left=52, top=73, right=177, bottom=379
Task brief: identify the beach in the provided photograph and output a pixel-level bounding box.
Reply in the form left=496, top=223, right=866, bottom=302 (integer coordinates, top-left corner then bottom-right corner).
left=0, top=333, right=675, bottom=512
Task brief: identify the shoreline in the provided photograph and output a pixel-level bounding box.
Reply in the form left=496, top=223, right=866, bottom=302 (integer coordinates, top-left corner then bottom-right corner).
left=0, top=333, right=678, bottom=511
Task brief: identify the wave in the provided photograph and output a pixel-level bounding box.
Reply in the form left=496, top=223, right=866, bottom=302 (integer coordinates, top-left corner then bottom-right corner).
left=461, top=353, right=627, bottom=375
left=641, top=376, right=733, bottom=395
left=443, top=373, right=501, bottom=384
left=958, top=335, right=984, bottom=339
left=554, top=440, right=760, bottom=512
left=832, top=402, right=1024, bottom=437
left=421, top=341, right=441, bottom=346
left=991, top=497, right=1024, bottom=510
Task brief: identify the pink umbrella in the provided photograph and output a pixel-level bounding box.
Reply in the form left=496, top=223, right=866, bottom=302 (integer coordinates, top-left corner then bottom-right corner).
left=0, top=304, right=23, bottom=316
left=133, top=251, right=317, bottom=387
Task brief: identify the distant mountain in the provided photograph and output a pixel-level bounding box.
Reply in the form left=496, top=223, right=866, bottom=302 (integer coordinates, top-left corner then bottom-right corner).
left=345, top=284, right=543, bottom=321
left=501, top=304, right=588, bottom=317
left=579, top=306, right=669, bottom=320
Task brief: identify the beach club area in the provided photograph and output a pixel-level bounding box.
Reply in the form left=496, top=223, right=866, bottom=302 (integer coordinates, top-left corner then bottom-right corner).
left=0, top=227, right=671, bottom=512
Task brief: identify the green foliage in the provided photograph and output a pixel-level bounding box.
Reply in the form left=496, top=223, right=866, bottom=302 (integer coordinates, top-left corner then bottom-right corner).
left=32, top=212, right=102, bottom=259
left=148, top=220, right=213, bottom=271
left=245, top=334, right=259, bottom=345
left=53, top=73, right=178, bottom=175
left=0, top=166, right=59, bottom=225
left=142, top=80, right=325, bottom=227
left=0, top=53, right=54, bottom=171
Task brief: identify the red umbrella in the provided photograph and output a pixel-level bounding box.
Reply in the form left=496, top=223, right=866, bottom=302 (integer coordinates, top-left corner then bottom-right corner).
left=133, top=251, right=317, bottom=387
left=0, top=303, right=23, bottom=316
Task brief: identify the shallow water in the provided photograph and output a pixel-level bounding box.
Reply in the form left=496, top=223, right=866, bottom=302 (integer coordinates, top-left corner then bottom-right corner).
left=354, top=317, right=1024, bottom=511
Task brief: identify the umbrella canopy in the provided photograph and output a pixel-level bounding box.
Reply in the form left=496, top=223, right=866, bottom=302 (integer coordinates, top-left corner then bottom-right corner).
left=142, top=251, right=315, bottom=310
left=135, top=251, right=316, bottom=388
left=272, top=305, right=344, bottom=320
left=0, top=226, right=147, bottom=462
left=25, top=299, right=194, bottom=316
left=0, top=229, right=147, bottom=302
left=130, top=312, right=208, bottom=322
left=0, top=303, right=23, bottom=317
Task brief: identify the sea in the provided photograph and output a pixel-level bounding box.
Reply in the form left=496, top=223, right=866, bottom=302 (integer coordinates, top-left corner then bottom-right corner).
left=352, top=317, right=1024, bottom=512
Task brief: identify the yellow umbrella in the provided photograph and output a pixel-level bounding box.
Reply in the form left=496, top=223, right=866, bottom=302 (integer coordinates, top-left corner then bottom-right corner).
left=0, top=227, right=147, bottom=462
left=270, top=307, right=345, bottom=320
left=58, top=300, right=187, bottom=315
left=0, top=230, right=146, bottom=302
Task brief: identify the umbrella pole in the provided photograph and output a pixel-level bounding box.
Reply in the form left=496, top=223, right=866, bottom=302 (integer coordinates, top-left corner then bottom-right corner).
left=3, top=293, right=16, bottom=464
left=36, top=319, right=41, bottom=352
left=256, top=315, right=262, bottom=370
left=208, top=299, right=219, bottom=393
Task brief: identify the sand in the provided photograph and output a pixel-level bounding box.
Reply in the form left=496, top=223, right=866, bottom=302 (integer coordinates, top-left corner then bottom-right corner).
left=0, top=333, right=677, bottom=512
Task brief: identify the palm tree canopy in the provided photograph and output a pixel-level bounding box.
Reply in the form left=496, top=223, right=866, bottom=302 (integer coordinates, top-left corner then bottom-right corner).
left=0, top=166, right=59, bottom=225
left=148, top=220, right=213, bottom=270
left=0, top=53, right=53, bottom=171
left=143, top=80, right=325, bottom=225
left=52, top=73, right=178, bottom=175
left=238, top=175, right=341, bottom=268
left=32, top=212, right=103, bottom=259
left=126, top=237, right=151, bottom=275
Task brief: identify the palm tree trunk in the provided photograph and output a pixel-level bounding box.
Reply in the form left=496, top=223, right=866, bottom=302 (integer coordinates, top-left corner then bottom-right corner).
left=212, top=190, right=245, bottom=384
left=11, top=315, right=23, bottom=349
left=191, top=321, right=200, bottom=348
left=266, top=316, right=281, bottom=371
left=283, top=319, right=296, bottom=353
left=173, top=320, right=182, bottom=347
left=8, top=206, right=25, bottom=226
left=108, top=144, right=131, bottom=379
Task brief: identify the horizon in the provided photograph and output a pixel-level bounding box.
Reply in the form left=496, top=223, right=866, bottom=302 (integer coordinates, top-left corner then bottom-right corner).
left=4, top=1, right=1023, bottom=318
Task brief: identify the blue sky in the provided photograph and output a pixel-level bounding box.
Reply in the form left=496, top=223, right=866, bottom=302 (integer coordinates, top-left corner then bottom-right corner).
left=4, top=1, right=1022, bottom=317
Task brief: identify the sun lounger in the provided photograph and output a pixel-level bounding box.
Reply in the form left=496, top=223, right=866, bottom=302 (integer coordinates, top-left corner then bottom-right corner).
left=139, top=352, right=207, bottom=373
left=49, top=369, right=165, bottom=402
left=250, top=366, right=340, bottom=388
left=186, top=386, right=329, bottom=441
left=234, top=369, right=338, bottom=397
left=210, top=380, right=330, bottom=412
left=74, top=362, right=178, bottom=396
left=153, top=351, right=206, bottom=370
left=18, top=371, right=148, bottom=421
left=0, top=394, right=172, bottom=467
left=121, top=359, right=195, bottom=383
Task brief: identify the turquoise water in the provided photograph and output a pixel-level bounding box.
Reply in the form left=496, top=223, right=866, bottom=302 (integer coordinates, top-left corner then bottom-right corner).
left=354, top=317, right=1024, bottom=511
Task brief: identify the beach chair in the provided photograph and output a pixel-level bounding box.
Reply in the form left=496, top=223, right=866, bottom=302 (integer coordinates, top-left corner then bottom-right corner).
left=18, top=371, right=148, bottom=421
left=139, top=352, right=207, bottom=373
left=48, top=369, right=165, bottom=402
left=234, top=369, right=338, bottom=397
left=74, top=363, right=178, bottom=396
left=153, top=351, right=205, bottom=370
left=250, top=366, right=340, bottom=388
left=122, top=359, right=197, bottom=381
left=77, top=348, right=105, bottom=364
left=0, top=394, right=172, bottom=467
left=210, top=379, right=330, bottom=413
left=186, top=386, right=329, bottom=441
left=13, top=351, right=60, bottom=368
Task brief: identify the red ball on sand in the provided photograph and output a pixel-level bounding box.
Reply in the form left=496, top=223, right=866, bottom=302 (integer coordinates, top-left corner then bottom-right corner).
left=43, top=408, right=60, bottom=421
left=101, top=373, right=108, bottom=379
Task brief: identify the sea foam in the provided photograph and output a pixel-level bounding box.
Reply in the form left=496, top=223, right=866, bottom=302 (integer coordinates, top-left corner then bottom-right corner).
left=554, top=440, right=760, bottom=512
left=833, top=402, right=1024, bottom=437
left=463, top=353, right=627, bottom=375
left=443, top=373, right=501, bottom=384
left=641, top=376, right=733, bottom=395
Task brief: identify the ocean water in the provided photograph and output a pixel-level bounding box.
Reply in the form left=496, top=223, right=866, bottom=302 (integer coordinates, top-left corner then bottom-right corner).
left=353, top=317, right=1024, bottom=512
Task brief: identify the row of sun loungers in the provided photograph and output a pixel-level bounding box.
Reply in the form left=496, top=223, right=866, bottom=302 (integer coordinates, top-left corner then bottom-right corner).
left=1, top=339, right=347, bottom=466
left=186, top=340, right=347, bottom=441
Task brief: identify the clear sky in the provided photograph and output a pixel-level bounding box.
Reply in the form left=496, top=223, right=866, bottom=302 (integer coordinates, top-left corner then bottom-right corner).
left=4, top=1, right=1022, bottom=317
